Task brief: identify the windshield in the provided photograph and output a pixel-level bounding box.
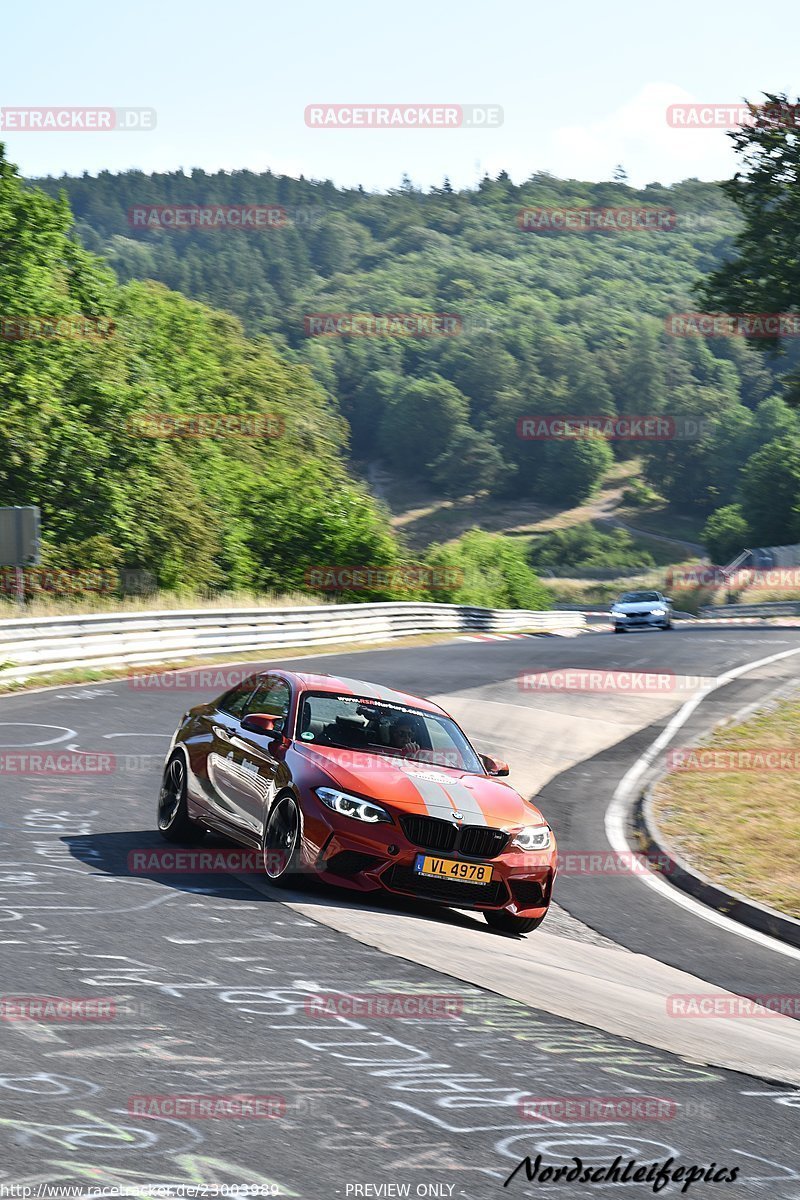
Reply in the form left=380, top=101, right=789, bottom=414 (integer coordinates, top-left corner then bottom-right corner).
left=295, top=691, right=483, bottom=773
left=618, top=591, right=661, bottom=603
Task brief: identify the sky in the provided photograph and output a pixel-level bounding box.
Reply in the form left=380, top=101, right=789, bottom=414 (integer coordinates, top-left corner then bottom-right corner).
left=2, top=0, right=798, bottom=191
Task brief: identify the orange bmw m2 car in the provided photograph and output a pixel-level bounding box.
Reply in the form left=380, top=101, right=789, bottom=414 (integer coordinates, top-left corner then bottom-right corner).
left=157, top=669, right=557, bottom=934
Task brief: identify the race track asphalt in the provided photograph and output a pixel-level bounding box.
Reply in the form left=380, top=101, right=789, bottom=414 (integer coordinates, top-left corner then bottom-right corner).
left=0, top=627, right=798, bottom=1197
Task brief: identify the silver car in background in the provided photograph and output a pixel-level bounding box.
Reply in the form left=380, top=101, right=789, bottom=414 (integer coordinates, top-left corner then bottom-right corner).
left=610, top=589, right=672, bottom=633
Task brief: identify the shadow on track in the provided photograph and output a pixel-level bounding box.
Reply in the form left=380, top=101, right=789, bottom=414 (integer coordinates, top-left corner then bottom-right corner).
left=62, top=828, right=509, bottom=937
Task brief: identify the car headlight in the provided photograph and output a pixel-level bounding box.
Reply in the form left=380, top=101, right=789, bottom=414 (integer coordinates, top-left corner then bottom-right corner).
left=612, top=610, right=627, bottom=619
left=315, top=787, right=392, bottom=824
left=512, top=824, right=552, bottom=851
left=650, top=607, right=666, bottom=616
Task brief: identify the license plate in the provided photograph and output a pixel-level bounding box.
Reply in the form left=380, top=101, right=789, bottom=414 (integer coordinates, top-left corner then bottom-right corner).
left=414, top=854, right=493, bottom=884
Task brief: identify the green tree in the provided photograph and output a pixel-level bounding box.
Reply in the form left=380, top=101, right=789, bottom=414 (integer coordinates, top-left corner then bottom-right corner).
left=702, top=505, right=751, bottom=564
left=31, top=152, right=788, bottom=530
left=615, top=324, right=667, bottom=459
left=425, top=529, right=552, bottom=609
left=436, top=332, right=520, bottom=421
left=741, top=437, right=800, bottom=546
left=700, top=93, right=800, bottom=362
left=0, top=146, right=402, bottom=597
left=248, top=464, right=400, bottom=600
left=378, top=375, right=470, bottom=476
left=308, top=214, right=361, bottom=277
left=430, top=425, right=507, bottom=497
left=529, top=524, right=655, bottom=574
left=532, top=433, right=614, bottom=505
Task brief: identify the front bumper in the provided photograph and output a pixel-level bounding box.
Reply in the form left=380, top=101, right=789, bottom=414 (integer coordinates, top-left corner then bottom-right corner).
left=301, top=794, right=557, bottom=918
left=376, top=856, right=555, bottom=916
left=612, top=613, right=670, bottom=629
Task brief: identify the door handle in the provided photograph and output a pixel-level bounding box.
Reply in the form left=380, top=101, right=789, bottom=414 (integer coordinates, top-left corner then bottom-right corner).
left=230, top=734, right=267, bottom=755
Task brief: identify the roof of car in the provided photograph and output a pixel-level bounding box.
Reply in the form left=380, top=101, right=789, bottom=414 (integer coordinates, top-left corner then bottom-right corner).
left=288, top=671, right=446, bottom=715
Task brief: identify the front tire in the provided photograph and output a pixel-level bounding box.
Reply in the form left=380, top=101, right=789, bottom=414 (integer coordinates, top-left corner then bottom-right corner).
left=157, top=755, right=204, bottom=843
left=613, top=626, right=624, bottom=634
left=484, top=908, right=546, bottom=936
left=262, top=794, right=301, bottom=885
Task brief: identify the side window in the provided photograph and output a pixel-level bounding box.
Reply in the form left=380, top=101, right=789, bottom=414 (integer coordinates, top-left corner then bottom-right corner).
left=218, top=676, right=259, bottom=717
left=244, top=676, right=292, bottom=730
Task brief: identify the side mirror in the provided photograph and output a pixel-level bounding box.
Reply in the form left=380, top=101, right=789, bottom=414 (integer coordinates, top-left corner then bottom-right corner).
left=480, top=754, right=509, bottom=777
left=664, top=597, right=673, bottom=605
left=241, top=713, right=286, bottom=743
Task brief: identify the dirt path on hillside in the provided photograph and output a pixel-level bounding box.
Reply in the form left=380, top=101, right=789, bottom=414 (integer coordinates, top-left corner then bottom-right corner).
left=365, top=460, right=705, bottom=558
left=590, top=487, right=706, bottom=557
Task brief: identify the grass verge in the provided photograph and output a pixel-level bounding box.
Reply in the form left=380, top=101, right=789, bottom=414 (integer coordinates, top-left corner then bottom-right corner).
left=651, top=696, right=800, bottom=918
left=0, top=589, right=326, bottom=620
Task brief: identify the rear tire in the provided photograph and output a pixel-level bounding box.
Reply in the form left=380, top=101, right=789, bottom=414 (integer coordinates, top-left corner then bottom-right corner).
left=157, top=755, right=204, bottom=843
left=262, top=794, right=301, bottom=885
left=484, top=908, right=546, bottom=936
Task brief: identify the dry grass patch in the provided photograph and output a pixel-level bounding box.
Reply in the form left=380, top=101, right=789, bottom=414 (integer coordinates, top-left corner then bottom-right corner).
left=652, top=698, right=800, bottom=918
left=0, top=590, right=327, bottom=620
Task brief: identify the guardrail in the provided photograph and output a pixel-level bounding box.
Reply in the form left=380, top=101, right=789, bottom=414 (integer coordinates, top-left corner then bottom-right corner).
left=699, top=601, right=800, bottom=618
left=0, top=603, right=585, bottom=684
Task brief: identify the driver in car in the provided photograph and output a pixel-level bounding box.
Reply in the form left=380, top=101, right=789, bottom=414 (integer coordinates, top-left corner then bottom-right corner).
left=388, top=717, right=421, bottom=757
